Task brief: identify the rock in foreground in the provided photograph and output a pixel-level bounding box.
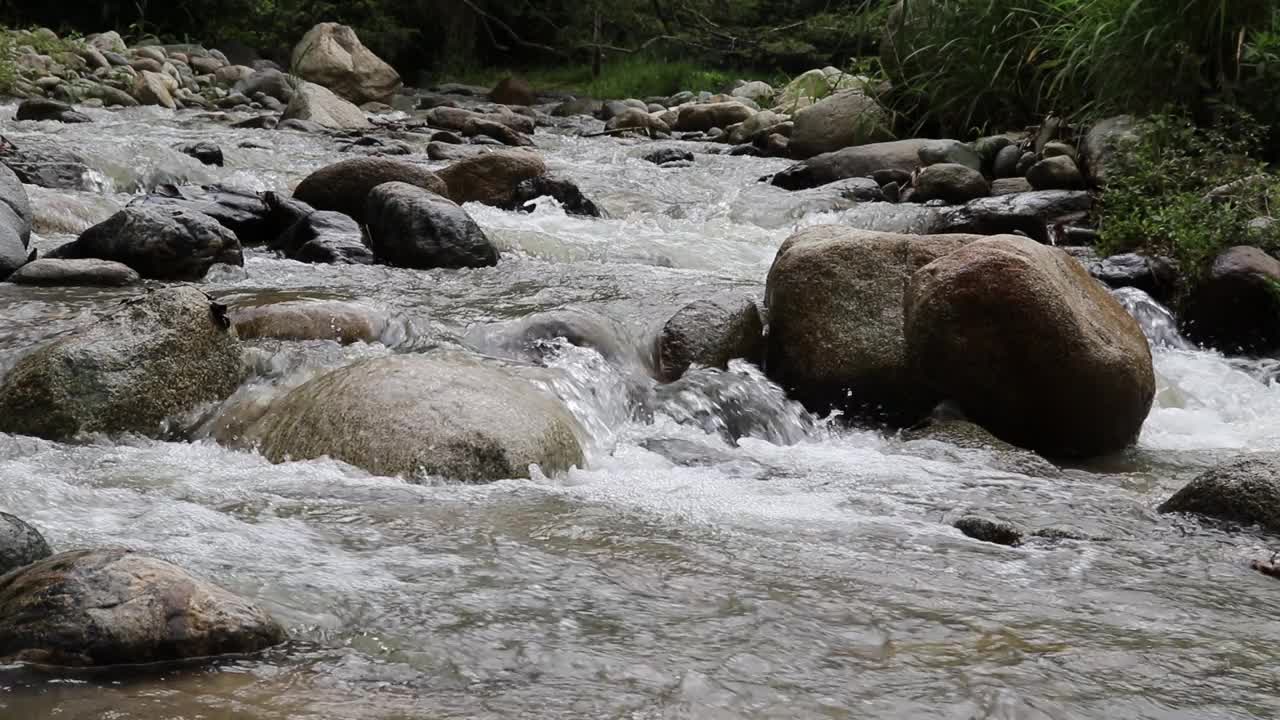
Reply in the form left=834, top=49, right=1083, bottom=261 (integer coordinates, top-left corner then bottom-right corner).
left=240, top=354, right=584, bottom=482
left=0, top=286, right=244, bottom=440
left=904, top=236, right=1155, bottom=457
left=0, top=549, right=285, bottom=667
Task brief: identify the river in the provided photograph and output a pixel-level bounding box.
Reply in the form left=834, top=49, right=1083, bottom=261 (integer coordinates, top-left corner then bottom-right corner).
left=1, top=101, right=1279, bottom=719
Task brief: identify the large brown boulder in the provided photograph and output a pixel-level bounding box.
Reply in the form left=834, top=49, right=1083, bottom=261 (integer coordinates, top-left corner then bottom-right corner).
left=1181, top=246, right=1280, bottom=355
left=290, top=22, right=400, bottom=104
left=903, top=236, right=1155, bottom=457
left=438, top=150, right=547, bottom=207
left=764, top=226, right=980, bottom=422
left=0, top=549, right=285, bottom=666
left=0, top=286, right=244, bottom=440
left=234, top=354, right=585, bottom=482
left=489, top=76, right=535, bottom=106
left=293, top=157, right=446, bottom=224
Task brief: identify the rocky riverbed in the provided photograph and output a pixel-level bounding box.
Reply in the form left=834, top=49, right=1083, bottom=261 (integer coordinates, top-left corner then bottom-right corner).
left=0, top=22, right=1279, bottom=720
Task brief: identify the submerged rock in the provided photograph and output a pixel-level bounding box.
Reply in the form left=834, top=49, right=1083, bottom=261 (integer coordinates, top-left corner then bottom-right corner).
left=0, top=548, right=285, bottom=667
left=953, top=515, right=1024, bottom=546
left=291, top=22, right=400, bottom=105
left=49, top=205, right=243, bottom=280
left=0, top=513, right=51, bottom=576
left=1181, top=246, right=1280, bottom=355
left=7, top=258, right=140, bottom=286
left=656, top=295, right=765, bottom=382
left=238, top=354, right=584, bottom=482
left=1159, top=455, right=1280, bottom=532
left=643, top=147, right=694, bottom=166
left=904, top=236, right=1155, bottom=457
left=293, top=157, right=446, bottom=224
left=0, top=286, right=244, bottom=440
left=438, top=150, right=546, bottom=207
left=174, top=140, right=224, bottom=166
left=765, top=226, right=979, bottom=423
left=231, top=299, right=393, bottom=344
left=365, top=182, right=499, bottom=269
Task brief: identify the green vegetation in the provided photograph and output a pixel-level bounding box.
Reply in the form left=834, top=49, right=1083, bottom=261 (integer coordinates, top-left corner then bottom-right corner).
left=883, top=0, right=1280, bottom=135
left=1096, top=112, right=1280, bottom=286
left=448, top=57, right=740, bottom=100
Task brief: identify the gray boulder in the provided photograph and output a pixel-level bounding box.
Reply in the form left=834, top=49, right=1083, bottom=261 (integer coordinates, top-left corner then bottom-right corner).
left=293, top=157, right=447, bottom=224
left=914, top=163, right=990, bottom=203
left=7, top=258, right=140, bottom=286
left=789, top=90, right=891, bottom=158
left=237, top=354, right=585, bottom=482
left=282, top=80, right=369, bottom=130
left=770, top=139, right=934, bottom=190
left=604, top=108, right=670, bottom=137
left=49, top=206, right=242, bottom=280
left=935, top=190, right=1091, bottom=243
left=674, top=101, right=756, bottom=132
left=365, top=182, right=499, bottom=269
left=904, top=236, right=1156, bottom=457
left=271, top=206, right=372, bottom=265
left=1159, top=455, right=1280, bottom=532
left=765, top=226, right=979, bottom=422
left=1081, top=115, right=1137, bottom=187
left=0, top=548, right=286, bottom=666
left=0, top=163, right=32, bottom=280
left=0, top=286, right=244, bottom=440
left=291, top=22, right=400, bottom=104
left=0, top=513, right=51, bottom=576
left=656, top=295, right=765, bottom=382
left=232, top=68, right=294, bottom=103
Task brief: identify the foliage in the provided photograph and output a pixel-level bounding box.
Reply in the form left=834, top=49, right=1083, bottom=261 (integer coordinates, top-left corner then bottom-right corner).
left=884, top=0, right=1280, bottom=135
left=447, top=56, right=735, bottom=100
left=1096, top=112, right=1280, bottom=286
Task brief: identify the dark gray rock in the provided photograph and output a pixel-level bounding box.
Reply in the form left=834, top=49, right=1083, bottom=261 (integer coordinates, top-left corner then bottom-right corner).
left=993, top=144, right=1021, bottom=178
left=232, top=68, right=294, bottom=103
left=1026, top=155, right=1084, bottom=190
left=656, top=295, right=765, bottom=382
left=132, top=184, right=270, bottom=246
left=15, top=99, right=91, bottom=124
left=365, top=182, right=498, bottom=269
left=0, top=548, right=286, bottom=667
left=174, top=141, right=224, bottom=166
left=1088, top=253, right=1179, bottom=303
left=0, top=286, right=244, bottom=440
left=918, top=139, right=981, bottom=171
left=1159, top=455, right=1280, bottom=532
left=870, top=168, right=913, bottom=187
left=7, top=259, right=140, bottom=286
left=230, top=115, right=278, bottom=130
left=0, top=513, right=51, bottom=576
left=49, top=206, right=243, bottom=280
left=275, top=209, right=372, bottom=265
left=293, top=157, right=447, bottom=224
left=1182, top=246, right=1280, bottom=354
left=507, top=175, right=600, bottom=217
left=935, top=190, right=1092, bottom=243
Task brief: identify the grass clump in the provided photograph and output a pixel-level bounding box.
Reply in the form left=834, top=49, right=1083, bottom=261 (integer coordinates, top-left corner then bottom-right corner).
left=1096, top=112, right=1280, bottom=284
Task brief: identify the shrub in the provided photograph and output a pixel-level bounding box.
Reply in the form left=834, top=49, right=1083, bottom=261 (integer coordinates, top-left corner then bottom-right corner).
left=1096, top=112, right=1280, bottom=288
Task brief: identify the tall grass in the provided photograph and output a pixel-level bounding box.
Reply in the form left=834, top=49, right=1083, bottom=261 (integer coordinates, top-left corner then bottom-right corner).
left=885, top=0, right=1278, bottom=134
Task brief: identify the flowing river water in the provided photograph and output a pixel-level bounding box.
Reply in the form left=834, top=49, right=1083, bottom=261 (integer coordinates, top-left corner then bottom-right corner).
left=2, top=101, right=1280, bottom=719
